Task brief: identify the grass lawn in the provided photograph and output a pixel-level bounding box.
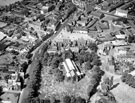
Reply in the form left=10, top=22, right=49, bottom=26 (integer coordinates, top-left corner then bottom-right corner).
left=0, top=0, right=22, bottom=6
left=111, top=81, right=135, bottom=103
left=0, top=92, right=19, bottom=103
left=39, top=66, right=92, bottom=100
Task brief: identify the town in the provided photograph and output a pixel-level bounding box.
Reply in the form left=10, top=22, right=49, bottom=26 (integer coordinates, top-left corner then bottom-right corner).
left=0, top=0, right=135, bottom=103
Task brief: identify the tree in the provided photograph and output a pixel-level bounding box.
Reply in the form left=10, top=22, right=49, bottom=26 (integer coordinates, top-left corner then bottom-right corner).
left=87, top=85, right=95, bottom=98
left=51, top=56, right=62, bottom=69
left=101, top=77, right=114, bottom=95
left=125, top=74, right=132, bottom=83
left=42, top=52, right=49, bottom=66
left=26, top=53, right=33, bottom=59
left=21, top=62, right=28, bottom=73
left=62, top=50, right=73, bottom=60
left=50, top=96, right=56, bottom=103
left=88, top=42, right=98, bottom=52
left=62, top=95, right=71, bottom=103
left=70, top=95, right=76, bottom=103
left=55, top=69, right=65, bottom=82
left=0, top=86, right=3, bottom=96
left=91, top=59, right=102, bottom=66
left=76, top=96, right=86, bottom=103
left=85, top=60, right=93, bottom=71
left=127, top=76, right=135, bottom=86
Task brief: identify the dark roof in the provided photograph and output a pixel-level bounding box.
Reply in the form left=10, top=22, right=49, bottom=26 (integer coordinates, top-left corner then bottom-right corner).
left=90, top=11, right=104, bottom=19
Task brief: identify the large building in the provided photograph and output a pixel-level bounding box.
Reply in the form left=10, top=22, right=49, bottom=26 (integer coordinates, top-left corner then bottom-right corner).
left=115, top=8, right=128, bottom=18
left=62, top=58, right=83, bottom=77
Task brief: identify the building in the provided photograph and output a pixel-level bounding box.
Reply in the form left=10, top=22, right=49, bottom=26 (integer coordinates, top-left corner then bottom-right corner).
left=115, top=8, right=128, bottom=18
left=98, top=20, right=109, bottom=30
left=62, top=58, right=83, bottom=77
left=73, top=28, right=88, bottom=34
left=111, top=40, right=127, bottom=46
left=72, top=0, right=85, bottom=9
left=115, top=34, right=126, bottom=39
left=47, top=20, right=61, bottom=31
left=40, top=5, right=55, bottom=14
left=70, top=47, right=79, bottom=53
left=47, top=46, right=57, bottom=54
left=108, top=1, right=125, bottom=12
left=77, top=18, right=87, bottom=27
left=90, top=11, right=104, bottom=19
left=87, top=18, right=98, bottom=28
left=0, top=31, right=7, bottom=41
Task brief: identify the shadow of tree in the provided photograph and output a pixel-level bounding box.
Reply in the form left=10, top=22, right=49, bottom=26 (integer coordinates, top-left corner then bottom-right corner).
left=111, top=83, right=119, bottom=90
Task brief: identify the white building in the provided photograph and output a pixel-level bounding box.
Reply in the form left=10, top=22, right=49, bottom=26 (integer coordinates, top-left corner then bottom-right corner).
left=115, top=8, right=128, bottom=18
left=62, top=58, right=83, bottom=77
left=111, top=40, right=127, bottom=46
left=0, top=31, right=7, bottom=40
left=115, top=34, right=126, bottom=39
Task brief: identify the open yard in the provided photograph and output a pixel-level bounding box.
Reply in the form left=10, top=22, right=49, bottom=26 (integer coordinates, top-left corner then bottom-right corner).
left=53, top=29, right=95, bottom=42
left=39, top=66, right=92, bottom=100
left=111, top=81, right=135, bottom=103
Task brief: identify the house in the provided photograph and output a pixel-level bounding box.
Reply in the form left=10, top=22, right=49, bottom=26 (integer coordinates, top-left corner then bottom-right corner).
left=2, top=72, right=23, bottom=91
left=113, top=46, right=135, bottom=63
left=77, top=18, right=87, bottom=27
left=87, top=18, right=98, bottom=28
left=72, top=0, right=85, bottom=9
left=62, top=58, right=83, bottom=77
left=111, top=40, right=127, bottom=46
left=0, top=31, right=7, bottom=41
left=115, top=8, right=128, bottom=18
left=108, top=1, right=125, bottom=12
left=114, top=31, right=127, bottom=39
left=70, top=47, right=79, bottom=53
left=90, top=11, right=104, bottom=19
left=40, top=5, right=55, bottom=14
left=94, top=4, right=102, bottom=10
left=47, top=20, right=61, bottom=31
left=47, top=46, right=57, bottom=54
left=115, top=34, right=126, bottom=39
left=98, top=20, right=109, bottom=30
left=73, top=28, right=88, bottom=34
left=1, top=100, right=12, bottom=103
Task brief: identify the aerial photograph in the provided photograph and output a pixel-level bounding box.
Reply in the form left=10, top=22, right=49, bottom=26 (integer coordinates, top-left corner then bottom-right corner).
left=0, top=0, right=135, bottom=103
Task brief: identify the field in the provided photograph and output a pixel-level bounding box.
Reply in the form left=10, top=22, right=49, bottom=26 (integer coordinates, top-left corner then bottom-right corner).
left=0, top=0, right=22, bottom=6
left=39, top=66, right=92, bottom=100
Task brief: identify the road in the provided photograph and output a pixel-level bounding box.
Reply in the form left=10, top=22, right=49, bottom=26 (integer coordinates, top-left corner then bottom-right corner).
left=3, top=90, right=21, bottom=94
left=18, top=89, right=24, bottom=103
